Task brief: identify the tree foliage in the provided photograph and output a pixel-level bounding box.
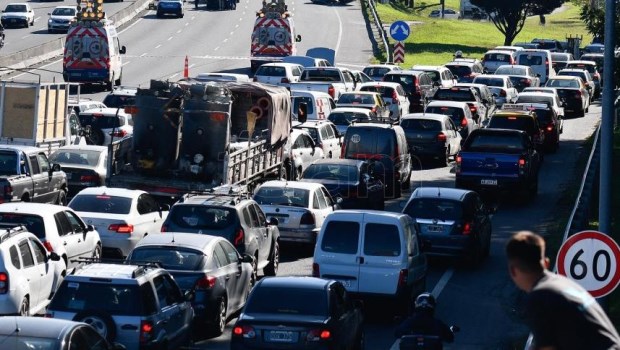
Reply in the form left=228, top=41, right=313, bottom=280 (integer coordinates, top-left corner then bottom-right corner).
left=579, top=2, right=620, bottom=88
left=471, top=0, right=566, bottom=45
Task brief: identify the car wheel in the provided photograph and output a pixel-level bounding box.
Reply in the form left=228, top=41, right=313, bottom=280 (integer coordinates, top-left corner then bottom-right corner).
left=585, top=106, right=589, bottom=113
left=74, top=310, right=117, bottom=342
left=263, top=240, right=279, bottom=276
left=89, top=128, right=105, bottom=145
left=295, top=166, right=302, bottom=181
left=209, top=297, right=227, bottom=336
left=442, top=146, right=450, bottom=167
left=19, top=297, right=29, bottom=316
left=115, top=72, right=122, bottom=86
left=393, top=181, right=401, bottom=199
left=92, top=244, right=102, bottom=260
left=250, top=257, right=258, bottom=286
left=55, top=189, right=67, bottom=206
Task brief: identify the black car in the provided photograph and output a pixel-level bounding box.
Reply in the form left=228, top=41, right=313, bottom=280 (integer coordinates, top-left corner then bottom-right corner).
left=444, top=59, right=485, bottom=83
left=402, top=187, right=493, bottom=264
left=231, top=276, right=365, bottom=350
left=301, top=158, right=385, bottom=210
left=383, top=70, right=437, bottom=112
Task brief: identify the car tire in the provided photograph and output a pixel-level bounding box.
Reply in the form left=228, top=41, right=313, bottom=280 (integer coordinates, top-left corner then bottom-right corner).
left=89, top=128, right=105, bottom=145
left=209, top=297, right=227, bottom=337
left=393, top=181, right=401, bottom=199
left=19, top=297, right=29, bottom=316
left=74, top=310, right=117, bottom=342
left=92, top=244, right=102, bottom=260
left=115, top=72, right=122, bottom=87
left=263, top=240, right=279, bottom=276
left=249, top=256, right=258, bottom=286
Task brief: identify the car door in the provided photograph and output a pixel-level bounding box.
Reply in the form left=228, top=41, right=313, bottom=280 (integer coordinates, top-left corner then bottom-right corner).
left=300, top=133, right=319, bottom=167
left=329, top=283, right=357, bottom=347
left=17, top=238, right=44, bottom=310
left=63, top=210, right=93, bottom=258
left=136, top=193, right=165, bottom=237
left=152, top=274, right=187, bottom=347
left=396, top=85, right=410, bottom=116
left=27, top=154, right=48, bottom=203
left=36, top=153, right=62, bottom=203
left=405, top=220, right=427, bottom=291
left=316, top=217, right=362, bottom=293
left=53, top=211, right=80, bottom=267
left=446, top=118, right=462, bottom=153
left=313, top=189, right=330, bottom=229
left=321, top=125, right=338, bottom=159
left=248, top=204, right=270, bottom=264
left=218, top=241, right=244, bottom=311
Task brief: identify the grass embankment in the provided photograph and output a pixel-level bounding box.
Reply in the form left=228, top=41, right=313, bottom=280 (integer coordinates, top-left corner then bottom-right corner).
left=373, top=0, right=592, bottom=66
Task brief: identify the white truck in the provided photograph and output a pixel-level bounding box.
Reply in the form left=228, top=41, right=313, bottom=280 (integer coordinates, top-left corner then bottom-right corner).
left=289, top=67, right=357, bottom=100
left=0, top=81, right=86, bottom=156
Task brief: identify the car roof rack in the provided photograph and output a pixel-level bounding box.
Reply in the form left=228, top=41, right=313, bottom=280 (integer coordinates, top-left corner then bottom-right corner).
left=178, top=185, right=251, bottom=204
left=70, top=257, right=163, bottom=277
left=0, top=224, right=28, bottom=244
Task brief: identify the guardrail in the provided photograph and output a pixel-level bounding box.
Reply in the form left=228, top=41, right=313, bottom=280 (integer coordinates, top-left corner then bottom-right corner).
left=366, top=0, right=391, bottom=62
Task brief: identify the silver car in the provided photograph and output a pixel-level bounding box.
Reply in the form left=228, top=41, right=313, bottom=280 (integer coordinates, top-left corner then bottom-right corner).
left=47, top=6, right=77, bottom=33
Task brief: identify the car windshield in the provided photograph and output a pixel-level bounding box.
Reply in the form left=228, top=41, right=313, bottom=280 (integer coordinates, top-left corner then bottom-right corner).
left=256, top=66, right=286, bottom=77
left=0, top=151, right=17, bottom=175
left=328, top=112, right=370, bottom=125
left=5, top=4, right=26, bottom=12
left=465, top=133, right=525, bottom=153
left=473, top=77, right=504, bottom=87
left=49, top=282, right=146, bottom=316
left=382, top=74, right=416, bottom=94
left=362, top=67, right=391, bottom=78
left=169, top=205, right=235, bottom=230
left=434, top=89, right=474, bottom=102
left=254, top=187, right=310, bottom=207
left=446, top=65, right=472, bottom=77
left=128, top=247, right=204, bottom=271
left=302, top=164, right=359, bottom=182
left=546, top=79, right=579, bottom=88
left=0, top=213, right=45, bottom=239
left=69, top=195, right=132, bottom=214
left=495, top=67, right=526, bottom=75
left=49, top=149, right=102, bottom=166
left=52, top=8, right=75, bottom=15
left=245, top=286, right=328, bottom=316
left=403, top=198, right=463, bottom=221
left=400, top=118, right=442, bottom=131
left=425, top=106, right=465, bottom=125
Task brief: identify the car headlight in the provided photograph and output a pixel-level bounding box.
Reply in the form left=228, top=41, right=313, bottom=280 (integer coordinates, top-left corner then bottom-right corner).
left=48, top=19, right=53, bottom=24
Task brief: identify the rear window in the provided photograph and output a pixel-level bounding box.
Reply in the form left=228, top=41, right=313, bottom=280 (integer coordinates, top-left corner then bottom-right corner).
left=328, top=112, right=370, bottom=125
left=445, top=65, right=472, bottom=77
left=128, top=247, right=204, bottom=271
left=566, top=63, right=596, bottom=74
left=344, top=128, right=395, bottom=158
left=362, top=67, right=391, bottom=79
left=551, top=54, right=570, bottom=62
left=302, top=69, right=341, bottom=82
left=403, top=198, right=464, bottom=221
left=536, top=42, right=557, bottom=50
left=360, top=86, right=394, bottom=99
left=321, top=221, right=359, bottom=254
left=363, top=223, right=401, bottom=257
left=532, top=109, right=552, bottom=124
left=425, top=106, right=465, bottom=125
left=52, top=7, right=75, bottom=16
left=433, top=89, right=474, bottom=102
left=78, top=114, right=123, bottom=129
left=245, top=286, right=327, bottom=316
left=472, top=77, right=504, bottom=87
left=515, top=95, right=553, bottom=106
left=292, top=97, right=315, bottom=116
left=400, top=119, right=442, bottom=132
left=302, top=163, right=359, bottom=182
left=494, top=67, right=526, bottom=75
left=102, top=95, right=135, bottom=109
left=383, top=74, right=417, bottom=94
left=338, top=94, right=375, bottom=105
left=49, top=282, right=147, bottom=316
left=517, top=55, right=544, bottom=66
left=464, top=133, right=525, bottom=153
left=0, top=213, right=45, bottom=239
left=69, top=195, right=132, bottom=214
left=484, top=53, right=511, bottom=62
left=558, top=71, right=586, bottom=81
left=168, top=205, right=235, bottom=230
left=49, top=149, right=102, bottom=167
left=254, top=186, right=310, bottom=207
left=0, top=151, right=17, bottom=175
left=488, top=116, right=537, bottom=134
left=256, top=66, right=286, bottom=77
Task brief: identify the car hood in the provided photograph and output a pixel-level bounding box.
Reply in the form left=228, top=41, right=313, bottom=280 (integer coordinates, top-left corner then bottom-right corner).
left=2, top=12, right=28, bottom=17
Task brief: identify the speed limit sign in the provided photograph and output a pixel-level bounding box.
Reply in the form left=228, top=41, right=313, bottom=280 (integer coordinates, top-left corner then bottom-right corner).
left=557, top=231, right=620, bottom=298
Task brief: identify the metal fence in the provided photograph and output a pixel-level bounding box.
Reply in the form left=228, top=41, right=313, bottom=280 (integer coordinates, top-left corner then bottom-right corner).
left=366, top=0, right=392, bottom=62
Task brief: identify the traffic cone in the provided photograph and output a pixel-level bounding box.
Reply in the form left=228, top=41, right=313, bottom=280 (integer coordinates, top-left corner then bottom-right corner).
left=183, top=55, right=189, bottom=78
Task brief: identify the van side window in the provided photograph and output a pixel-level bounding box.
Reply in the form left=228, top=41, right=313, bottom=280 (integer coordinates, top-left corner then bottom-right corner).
left=321, top=221, right=359, bottom=254
left=363, top=223, right=401, bottom=257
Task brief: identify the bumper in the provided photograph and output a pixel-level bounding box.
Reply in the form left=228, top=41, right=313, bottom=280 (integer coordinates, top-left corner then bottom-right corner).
left=63, top=69, right=111, bottom=83
left=278, top=228, right=318, bottom=244
left=0, top=294, right=21, bottom=315
left=419, top=235, right=475, bottom=258
left=157, top=6, right=183, bottom=14
left=100, top=235, right=143, bottom=258
left=1, top=18, right=28, bottom=27
left=455, top=175, right=529, bottom=193
left=48, top=23, right=71, bottom=31
left=409, top=143, right=445, bottom=159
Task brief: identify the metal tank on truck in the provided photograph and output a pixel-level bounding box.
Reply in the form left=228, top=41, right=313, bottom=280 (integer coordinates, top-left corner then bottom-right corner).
left=108, top=79, right=292, bottom=199
left=250, top=0, right=301, bottom=73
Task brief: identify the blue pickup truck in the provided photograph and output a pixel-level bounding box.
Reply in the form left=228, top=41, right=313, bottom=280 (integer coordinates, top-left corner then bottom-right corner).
left=455, top=128, right=541, bottom=201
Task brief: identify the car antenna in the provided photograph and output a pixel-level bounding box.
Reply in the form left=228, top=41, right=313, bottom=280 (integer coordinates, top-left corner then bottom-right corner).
left=437, top=187, right=441, bottom=197
left=171, top=233, right=175, bottom=244
left=14, top=317, right=19, bottom=333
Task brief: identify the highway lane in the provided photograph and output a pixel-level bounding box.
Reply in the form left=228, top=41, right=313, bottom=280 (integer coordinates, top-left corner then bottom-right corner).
left=0, top=0, right=135, bottom=55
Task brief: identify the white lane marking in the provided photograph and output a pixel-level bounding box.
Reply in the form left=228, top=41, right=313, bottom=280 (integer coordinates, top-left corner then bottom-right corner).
left=239, top=17, right=243, bottom=21
left=431, top=268, right=454, bottom=298
left=167, top=36, right=173, bottom=41
left=191, top=16, right=196, bottom=20
left=140, top=52, right=147, bottom=57
left=118, top=18, right=143, bottom=34
left=230, top=31, right=234, bottom=35
left=223, top=38, right=228, bottom=43
left=185, top=22, right=189, bottom=26
left=169, top=73, right=179, bottom=79
left=121, top=61, right=131, bottom=67
left=214, top=46, right=220, bottom=51
left=21, top=34, right=31, bottom=39
left=155, top=44, right=162, bottom=48
left=332, top=6, right=343, bottom=56
left=235, top=24, right=239, bottom=28
left=34, top=16, right=40, bottom=22
left=189, top=64, right=195, bottom=68
left=176, top=29, right=182, bottom=33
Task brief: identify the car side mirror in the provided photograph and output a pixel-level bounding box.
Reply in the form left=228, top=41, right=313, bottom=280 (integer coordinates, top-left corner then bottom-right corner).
left=335, top=196, right=343, bottom=205
left=119, top=46, right=126, bottom=54
left=52, top=163, right=61, bottom=172
left=87, top=224, right=95, bottom=232
left=269, top=217, right=279, bottom=226
left=298, top=102, right=308, bottom=123
left=241, top=254, right=255, bottom=264
left=184, top=290, right=195, bottom=302
left=160, top=204, right=170, bottom=211
left=48, top=252, right=61, bottom=261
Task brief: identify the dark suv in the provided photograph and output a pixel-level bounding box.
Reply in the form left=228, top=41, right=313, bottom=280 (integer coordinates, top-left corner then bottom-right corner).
left=341, top=123, right=412, bottom=198
left=161, top=193, right=280, bottom=281
left=432, top=86, right=488, bottom=123
left=383, top=70, right=437, bottom=112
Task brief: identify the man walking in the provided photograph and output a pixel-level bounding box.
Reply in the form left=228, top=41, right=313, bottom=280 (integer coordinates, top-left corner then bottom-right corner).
left=506, top=231, right=620, bottom=350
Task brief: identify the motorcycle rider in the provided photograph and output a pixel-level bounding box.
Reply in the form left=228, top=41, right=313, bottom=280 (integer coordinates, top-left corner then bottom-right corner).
left=394, top=293, right=455, bottom=348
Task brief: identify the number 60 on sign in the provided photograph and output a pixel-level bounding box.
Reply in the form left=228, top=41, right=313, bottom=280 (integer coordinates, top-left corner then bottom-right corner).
left=557, top=231, right=620, bottom=298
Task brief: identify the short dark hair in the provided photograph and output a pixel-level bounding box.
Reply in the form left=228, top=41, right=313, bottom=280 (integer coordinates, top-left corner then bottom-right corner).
left=506, top=231, right=546, bottom=273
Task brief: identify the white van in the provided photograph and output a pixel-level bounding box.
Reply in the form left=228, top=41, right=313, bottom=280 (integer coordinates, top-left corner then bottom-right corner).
left=291, top=90, right=336, bottom=121
left=312, top=210, right=428, bottom=313
left=515, top=49, right=555, bottom=84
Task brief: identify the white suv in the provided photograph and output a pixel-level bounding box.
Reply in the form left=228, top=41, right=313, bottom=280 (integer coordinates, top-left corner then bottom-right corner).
left=292, top=120, right=342, bottom=159
left=253, top=62, right=303, bottom=87
left=0, top=226, right=65, bottom=316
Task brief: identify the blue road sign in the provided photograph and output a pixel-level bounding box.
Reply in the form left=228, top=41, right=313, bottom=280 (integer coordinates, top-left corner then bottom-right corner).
left=389, top=21, right=410, bottom=41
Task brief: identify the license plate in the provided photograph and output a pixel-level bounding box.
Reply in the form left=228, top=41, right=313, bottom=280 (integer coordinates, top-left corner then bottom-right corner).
left=427, top=225, right=444, bottom=233
left=267, top=330, right=295, bottom=343
left=481, top=179, right=498, bottom=185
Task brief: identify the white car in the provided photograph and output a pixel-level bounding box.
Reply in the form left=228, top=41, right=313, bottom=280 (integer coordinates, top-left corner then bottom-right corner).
left=283, top=129, right=325, bottom=181
left=0, top=202, right=102, bottom=270
left=514, top=91, right=564, bottom=119
left=68, top=98, right=107, bottom=115
left=327, top=107, right=374, bottom=136
left=472, top=74, right=519, bottom=107
left=357, top=81, right=410, bottom=120
left=68, top=187, right=169, bottom=258
left=424, top=100, right=478, bottom=139
left=254, top=181, right=339, bottom=246
left=1, top=3, right=34, bottom=28
left=411, top=65, right=458, bottom=88
left=0, top=227, right=65, bottom=316
left=194, top=72, right=252, bottom=82
left=253, top=63, right=304, bottom=87
left=47, top=6, right=77, bottom=33
left=77, top=108, right=133, bottom=146
left=293, top=120, right=342, bottom=159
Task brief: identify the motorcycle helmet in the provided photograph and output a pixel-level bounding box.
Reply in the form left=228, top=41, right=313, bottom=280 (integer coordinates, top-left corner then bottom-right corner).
left=414, top=293, right=436, bottom=312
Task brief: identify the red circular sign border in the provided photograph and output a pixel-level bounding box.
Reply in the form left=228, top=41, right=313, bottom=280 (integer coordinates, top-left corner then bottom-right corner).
left=556, top=231, right=620, bottom=298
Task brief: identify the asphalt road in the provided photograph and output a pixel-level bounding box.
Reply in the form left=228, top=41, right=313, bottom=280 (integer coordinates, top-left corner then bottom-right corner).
left=1, top=0, right=603, bottom=348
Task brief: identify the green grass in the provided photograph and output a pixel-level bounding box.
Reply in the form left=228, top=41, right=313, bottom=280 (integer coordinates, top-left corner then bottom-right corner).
left=373, top=1, right=593, bottom=66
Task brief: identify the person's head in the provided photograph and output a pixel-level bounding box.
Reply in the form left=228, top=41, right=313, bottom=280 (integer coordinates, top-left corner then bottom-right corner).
left=506, top=231, right=550, bottom=291
left=455, top=50, right=463, bottom=58
left=414, top=292, right=436, bottom=315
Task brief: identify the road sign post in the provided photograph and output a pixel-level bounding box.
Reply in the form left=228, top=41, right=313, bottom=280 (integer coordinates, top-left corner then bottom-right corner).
left=394, top=42, right=405, bottom=63
left=556, top=230, right=620, bottom=298
left=389, top=21, right=409, bottom=65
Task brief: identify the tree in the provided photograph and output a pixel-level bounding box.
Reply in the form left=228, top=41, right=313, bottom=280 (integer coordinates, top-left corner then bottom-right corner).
left=471, top=0, right=566, bottom=45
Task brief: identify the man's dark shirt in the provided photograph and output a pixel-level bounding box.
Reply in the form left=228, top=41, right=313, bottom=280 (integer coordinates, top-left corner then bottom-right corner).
left=527, top=271, right=620, bottom=350
left=394, top=310, right=454, bottom=343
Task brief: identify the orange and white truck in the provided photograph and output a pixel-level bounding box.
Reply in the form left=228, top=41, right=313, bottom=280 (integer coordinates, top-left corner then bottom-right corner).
left=62, top=0, right=126, bottom=90
left=250, top=0, right=301, bottom=73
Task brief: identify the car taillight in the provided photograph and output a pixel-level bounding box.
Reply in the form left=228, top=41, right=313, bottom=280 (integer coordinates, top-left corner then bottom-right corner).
left=518, top=156, right=526, bottom=175
left=456, top=155, right=462, bottom=174
left=43, top=241, right=54, bottom=252
left=160, top=224, right=168, bottom=232
left=4, top=185, right=12, bottom=197
left=300, top=211, right=315, bottom=225
left=80, top=175, right=99, bottom=183
left=460, top=118, right=468, bottom=127
left=140, top=321, right=154, bottom=344
left=108, top=223, right=134, bottom=234
left=437, top=132, right=447, bottom=142
left=110, top=130, right=127, bottom=138
left=327, top=85, right=335, bottom=99
left=546, top=123, right=554, bottom=132
left=521, top=78, right=531, bottom=87
left=575, top=91, right=582, bottom=98
left=500, top=89, right=507, bottom=97
left=462, top=222, right=472, bottom=235
left=398, top=268, right=408, bottom=287
left=232, top=325, right=256, bottom=339
left=234, top=228, right=245, bottom=246
left=195, top=275, right=216, bottom=290
left=0, top=272, right=8, bottom=294
left=392, top=90, right=399, bottom=104
left=252, top=77, right=258, bottom=82
left=307, top=329, right=331, bottom=341
left=281, top=77, right=290, bottom=84
left=469, top=105, right=477, bottom=114
left=312, top=263, right=320, bottom=277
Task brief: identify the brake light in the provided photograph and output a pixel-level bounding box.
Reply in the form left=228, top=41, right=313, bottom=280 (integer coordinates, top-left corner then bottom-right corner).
left=307, top=329, right=331, bottom=341
left=546, top=124, right=554, bottom=132
left=140, top=321, right=154, bottom=344
left=300, top=211, right=315, bottom=225
left=469, top=105, right=477, bottom=114
left=160, top=224, right=168, bottom=232
left=398, top=268, right=408, bottom=287
left=252, top=77, right=258, bottom=82
left=460, top=118, right=468, bottom=127
left=327, top=85, right=336, bottom=99
left=521, top=78, right=532, bottom=87
left=462, top=222, right=472, bottom=235
left=574, top=91, right=582, bottom=98
left=500, top=90, right=507, bottom=97
left=281, top=77, right=290, bottom=84
left=518, top=156, right=526, bottom=175
left=195, top=276, right=217, bottom=289
left=437, top=133, right=447, bottom=142
left=0, top=272, right=8, bottom=294
left=108, top=224, right=134, bottom=234
left=312, top=263, right=320, bottom=277
left=392, top=90, right=399, bottom=104
left=43, top=241, right=54, bottom=252
left=232, top=325, right=256, bottom=339
left=234, top=228, right=245, bottom=246
left=110, top=130, right=127, bottom=138
left=4, top=185, right=12, bottom=198
left=80, top=175, right=99, bottom=183
left=455, top=155, right=462, bottom=174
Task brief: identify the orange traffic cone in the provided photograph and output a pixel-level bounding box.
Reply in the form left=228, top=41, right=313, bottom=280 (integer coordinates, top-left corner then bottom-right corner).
left=183, top=55, right=189, bottom=78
